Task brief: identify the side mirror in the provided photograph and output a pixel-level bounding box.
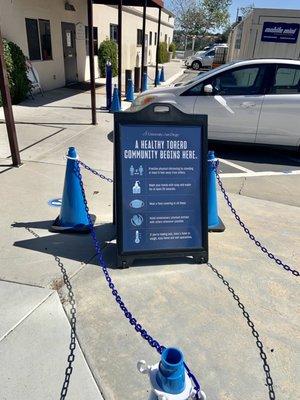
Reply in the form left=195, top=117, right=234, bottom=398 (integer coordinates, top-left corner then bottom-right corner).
left=204, top=84, right=213, bottom=94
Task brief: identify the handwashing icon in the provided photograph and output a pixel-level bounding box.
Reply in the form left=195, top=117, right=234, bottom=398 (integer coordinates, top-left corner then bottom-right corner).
left=132, top=181, right=141, bottom=194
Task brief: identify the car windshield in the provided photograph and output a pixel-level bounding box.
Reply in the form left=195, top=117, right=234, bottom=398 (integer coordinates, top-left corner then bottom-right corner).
left=181, top=61, right=238, bottom=86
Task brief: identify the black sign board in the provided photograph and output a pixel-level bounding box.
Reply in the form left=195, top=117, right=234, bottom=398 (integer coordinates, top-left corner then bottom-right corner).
left=114, top=103, right=208, bottom=268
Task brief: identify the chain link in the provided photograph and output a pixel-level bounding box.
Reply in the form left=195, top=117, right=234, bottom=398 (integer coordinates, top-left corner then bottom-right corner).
left=212, top=160, right=299, bottom=277
left=24, top=227, right=77, bottom=400
left=206, top=262, right=276, bottom=399
left=74, top=161, right=203, bottom=399
left=78, top=160, right=114, bottom=183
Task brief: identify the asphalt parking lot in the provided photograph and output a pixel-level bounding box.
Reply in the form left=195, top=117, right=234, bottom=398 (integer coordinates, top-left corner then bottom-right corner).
left=211, top=143, right=300, bottom=175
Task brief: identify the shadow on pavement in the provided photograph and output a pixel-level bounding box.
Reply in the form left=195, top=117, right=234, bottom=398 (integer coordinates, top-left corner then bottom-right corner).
left=12, top=221, right=194, bottom=270
left=209, top=141, right=300, bottom=168
left=12, top=221, right=116, bottom=268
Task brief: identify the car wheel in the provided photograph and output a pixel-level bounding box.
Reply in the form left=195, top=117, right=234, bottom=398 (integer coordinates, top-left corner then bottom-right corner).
left=192, top=61, right=202, bottom=70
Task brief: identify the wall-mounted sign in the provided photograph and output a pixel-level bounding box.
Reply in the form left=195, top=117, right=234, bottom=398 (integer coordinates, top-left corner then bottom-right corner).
left=76, top=22, right=85, bottom=40
left=261, top=22, right=300, bottom=44
left=114, top=104, right=208, bottom=268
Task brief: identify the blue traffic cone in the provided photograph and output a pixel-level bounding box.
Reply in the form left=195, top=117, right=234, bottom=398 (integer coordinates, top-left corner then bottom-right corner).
left=51, top=147, right=93, bottom=233
left=159, top=66, right=165, bottom=83
left=155, top=70, right=161, bottom=86
left=125, top=78, right=134, bottom=102
left=110, top=84, right=121, bottom=112
left=156, top=348, right=185, bottom=395
left=141, top=72, right=148, bottom=92
left=208, top=150, right=225, bottom=232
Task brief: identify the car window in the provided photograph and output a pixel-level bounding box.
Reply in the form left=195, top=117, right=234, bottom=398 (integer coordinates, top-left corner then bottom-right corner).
left=270, top=65, right=300, bottom=94
left=205, top=50, right=215, bottom=57
left=181, top=61, right=238, bottom=89
left=183, top=65, right=266, bottom=96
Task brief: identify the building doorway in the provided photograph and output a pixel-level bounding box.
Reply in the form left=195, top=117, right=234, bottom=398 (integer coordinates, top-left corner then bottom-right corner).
left=61, top=22, right=78, bottom=85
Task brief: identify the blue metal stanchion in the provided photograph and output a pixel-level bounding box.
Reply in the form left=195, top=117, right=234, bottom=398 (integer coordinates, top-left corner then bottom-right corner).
left=125, top=78, right=134, bottom=102
left=106, top=61, right=112, bottom=110
left=208, top=150, right=225, bottom=232
left=155, top=70, right=161, bottom=86
left=159, top=66, right=165, bottom=83
left=141, top=72, right=148, bottom=92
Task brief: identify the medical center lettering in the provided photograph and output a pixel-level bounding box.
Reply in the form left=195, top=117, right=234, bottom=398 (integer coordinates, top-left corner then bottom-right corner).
left=123, top=138, right=197, bottom=160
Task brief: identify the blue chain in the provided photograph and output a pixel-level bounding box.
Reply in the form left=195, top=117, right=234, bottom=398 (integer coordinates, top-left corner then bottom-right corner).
left=212, top=160, right=299, bottom=277
left=74, top=160, right=202, bottom=399
left=79, top=158, right=299, bottom=278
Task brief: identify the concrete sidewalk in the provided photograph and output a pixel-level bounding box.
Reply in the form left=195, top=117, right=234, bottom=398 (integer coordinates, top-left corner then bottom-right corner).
left=0, top=281, right=103, bottom=399
left=0, top=88, right=299, bottom=400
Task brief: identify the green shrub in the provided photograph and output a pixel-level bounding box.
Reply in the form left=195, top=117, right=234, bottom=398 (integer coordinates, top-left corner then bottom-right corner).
left=98, top=39, right=118, bottom=77
left=169, top=42, right=176, bottom=58
left=158, top=42, right=169, bottom=64
left=0, top=39, right=30, bottom=106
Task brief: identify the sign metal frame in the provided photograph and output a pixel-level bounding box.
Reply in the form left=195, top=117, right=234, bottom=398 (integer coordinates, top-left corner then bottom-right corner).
left=114, top=103, right=208, bottom=268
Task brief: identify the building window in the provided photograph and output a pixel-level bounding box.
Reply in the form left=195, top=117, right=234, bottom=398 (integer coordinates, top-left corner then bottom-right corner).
left=165, top=34, right=167, bottom=43
left=137, top=29, right=143, bottom=46
left=149, top=31, right=152, bottom=45
left=154, top=32, right=157, bottom=45
left=25, top=18, right=52, bottom=60
left=85, top=26, right=98, bottom=55
left=110, top=24, right=118, bottom=42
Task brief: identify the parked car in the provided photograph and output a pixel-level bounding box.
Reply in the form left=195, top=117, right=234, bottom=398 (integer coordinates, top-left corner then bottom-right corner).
left=129, top=59, right=300, bottom=150
left=185, top=48, right=216, bottom=70
left=185, top=45, right=228, bottom=70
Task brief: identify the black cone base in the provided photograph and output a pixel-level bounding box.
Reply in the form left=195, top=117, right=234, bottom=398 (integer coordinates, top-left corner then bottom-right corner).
left=208, top=217, right=225, bottom=233
left=50, top=214, right=96, bottom=233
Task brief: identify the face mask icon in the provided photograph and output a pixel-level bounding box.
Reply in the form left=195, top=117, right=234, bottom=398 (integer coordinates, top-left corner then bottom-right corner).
left=130, top=199, right=144, bottom=209
left=131, top=214, right=143, bottom=227
left=132, top=181, right=141, bottom=194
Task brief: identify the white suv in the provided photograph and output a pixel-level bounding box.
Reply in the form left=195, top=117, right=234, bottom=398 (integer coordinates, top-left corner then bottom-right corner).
left=185, top=44, right=228, bottom=70
left=130, top=59, right=300, bottom=150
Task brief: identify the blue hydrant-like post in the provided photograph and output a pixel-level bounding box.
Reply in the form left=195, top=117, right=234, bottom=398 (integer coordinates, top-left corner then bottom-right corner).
left=137, top=347, right=207, bottom=399
left=157, top=348, right=185, bottom=394
left=106, top=61, right=112, bottom=110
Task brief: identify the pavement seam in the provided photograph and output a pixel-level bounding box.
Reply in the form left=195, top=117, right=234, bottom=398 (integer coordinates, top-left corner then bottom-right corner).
left=30, top=125, right=93, bottom=162
left=0, top=277, right=45, bottom=289
left=0, top=290, right=54, bottom=343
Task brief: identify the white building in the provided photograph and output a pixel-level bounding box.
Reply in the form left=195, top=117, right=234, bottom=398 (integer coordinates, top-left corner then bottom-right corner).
left=227, top=8, right=300, bottom=62
left=0, top=0, right=174, bottom=91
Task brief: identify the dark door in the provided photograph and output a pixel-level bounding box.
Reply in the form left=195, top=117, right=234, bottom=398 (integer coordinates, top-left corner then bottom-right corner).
left=61, top=22, right=78, bottom=85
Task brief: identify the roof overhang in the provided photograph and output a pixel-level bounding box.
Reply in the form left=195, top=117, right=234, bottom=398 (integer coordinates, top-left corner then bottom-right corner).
left=92, top=0, right=163, bottom=7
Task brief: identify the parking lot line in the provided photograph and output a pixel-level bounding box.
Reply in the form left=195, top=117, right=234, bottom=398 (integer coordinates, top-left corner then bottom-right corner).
left=219, top=158, right=254, bottom=173
left=220, top=170, right=300, bottom=178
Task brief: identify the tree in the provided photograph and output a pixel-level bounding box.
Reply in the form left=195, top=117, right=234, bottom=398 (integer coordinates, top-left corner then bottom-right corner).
left=240, top=3, right=255, bottom=18
left=170, top=0, right=232, bottom=49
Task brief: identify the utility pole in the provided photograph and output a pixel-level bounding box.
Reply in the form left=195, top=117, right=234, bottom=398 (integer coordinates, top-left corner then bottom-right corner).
left=0, top=27, right=21, bottom=166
